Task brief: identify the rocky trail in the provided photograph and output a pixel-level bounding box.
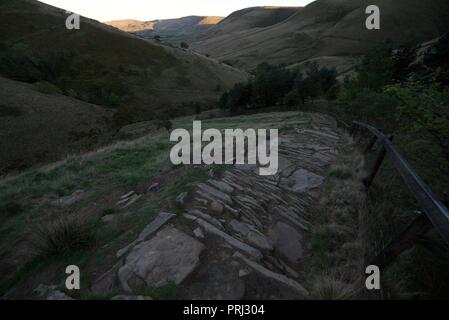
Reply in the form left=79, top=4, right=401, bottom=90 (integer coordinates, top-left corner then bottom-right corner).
left=88, top=113, right=350, bottom=300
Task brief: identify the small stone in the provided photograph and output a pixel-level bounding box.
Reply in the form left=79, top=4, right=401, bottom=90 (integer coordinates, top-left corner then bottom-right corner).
left=120, top=191, right=136, bottom=199
left=193, top=227, right=205, bottom=239
left=239, top=269, right=250, bottom=278
left=209, top=201, right=224, bottom=215
left=101, top=214, right=115, bottom=223
left=147, top=183, right=160, bottom=192
left=33, top=284, right=73, bottom=300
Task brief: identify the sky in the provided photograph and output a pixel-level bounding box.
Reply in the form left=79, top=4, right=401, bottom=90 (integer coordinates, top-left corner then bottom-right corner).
left=39, top=0, right=314, bottom=22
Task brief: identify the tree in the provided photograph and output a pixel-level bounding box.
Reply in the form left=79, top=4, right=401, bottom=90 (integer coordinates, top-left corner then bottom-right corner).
left=251, top=63, right=295, bottom=107
left=385, top=82, right=449, bottom=162
left=180, top=42, right=189, bottom=49
left=219, top=82, right=252, bottom=112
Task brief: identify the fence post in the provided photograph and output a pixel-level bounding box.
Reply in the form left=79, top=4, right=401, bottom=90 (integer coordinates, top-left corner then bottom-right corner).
left=370, top=214, right=432, bottom=270
left=349, top=123, right=356, bottom=136
left=443, top=192, right=449, bottom=207
left=363, top=136, right=378, bottom=154
left=363, top=135, right=394, bottom=188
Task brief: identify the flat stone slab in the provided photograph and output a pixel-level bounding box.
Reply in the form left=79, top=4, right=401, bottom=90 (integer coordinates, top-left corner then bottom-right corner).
left=194, top=218, right=262, bottom=260
left=281, top=168, right=324, bottom=193
left=117, top=212, right=176, bottom=258
left=269, top=222, right=304, bottom=264
left=229, top=219, right=273, bottom=251
left=119, top=227, right=204, bottom=292
left=233, top=252, right=309, bottom=298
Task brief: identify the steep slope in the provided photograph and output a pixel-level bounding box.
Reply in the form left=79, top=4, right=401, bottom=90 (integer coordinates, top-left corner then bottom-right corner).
left=0, top=76, right=114, bottom=173
left=0, top=0, right=247, bottom=117
left=0, top=0, right=247, bottom=171
left=191, top=0, right=449, bottom=69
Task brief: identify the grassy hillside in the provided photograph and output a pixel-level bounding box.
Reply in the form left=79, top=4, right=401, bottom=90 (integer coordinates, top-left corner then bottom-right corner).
left=106, top=16, right=224, bottom=43
left=0, top=0, right=247, bottom=172
left=0, top=0, right=247, bottom=117
left=190, top=0, right=449, bottom=70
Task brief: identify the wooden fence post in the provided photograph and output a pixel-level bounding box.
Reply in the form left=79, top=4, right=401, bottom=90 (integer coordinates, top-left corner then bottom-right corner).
left=443, top=192, right=449, bottom=207
left=364, top=136, right=378, bottom=154
left=370, top=214, right=433, bottom=270
left=363, top=135, right=394, bottom=188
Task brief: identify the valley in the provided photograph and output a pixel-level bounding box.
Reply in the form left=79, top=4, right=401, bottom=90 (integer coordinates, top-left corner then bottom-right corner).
left=1, top=0, right=449, bottom=301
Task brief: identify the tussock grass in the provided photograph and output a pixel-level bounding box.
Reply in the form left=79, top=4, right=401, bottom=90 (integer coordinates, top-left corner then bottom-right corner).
left=33, top=217, right=96, bottom=257
left=311, top=274, right=356, bottom=300
left=307, top=135, right=369, bottom=299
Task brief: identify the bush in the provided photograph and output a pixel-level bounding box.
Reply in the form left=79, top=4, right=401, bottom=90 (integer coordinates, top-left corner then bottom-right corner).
left=33, top=217, right=95, bottom=257
left=220, top=62, right=338, bottom=113
left=32, top=81, right=61, bottom=95
left=219, top=82, right=252, bottom=112
left=251, top=63, right=296, bottom=107
left=0, top=43, right=50, bottom=82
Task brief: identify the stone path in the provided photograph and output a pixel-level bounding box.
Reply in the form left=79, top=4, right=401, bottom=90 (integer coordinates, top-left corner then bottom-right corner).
left=93, top=113, right=345, bottom=300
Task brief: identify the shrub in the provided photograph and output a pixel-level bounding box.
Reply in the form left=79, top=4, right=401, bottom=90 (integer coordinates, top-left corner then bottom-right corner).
left=180, top=42, right=189, bottom=49
left=0, top=43, right=50, bottom=82
left=219, top=82, right=252, bottom=112
left=251, top=63, right=295, bottom=107
left=33, top=217, right=95, bottom=257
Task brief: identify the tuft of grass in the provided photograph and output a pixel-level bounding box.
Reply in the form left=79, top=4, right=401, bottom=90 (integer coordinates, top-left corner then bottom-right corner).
left=311, top=275, right=355, bottom=300
left=33, top=217, right=96, bottom=257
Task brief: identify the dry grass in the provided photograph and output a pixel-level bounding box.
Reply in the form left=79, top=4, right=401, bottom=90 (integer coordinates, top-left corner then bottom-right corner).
left=308, top=134, right=369, bottom=299
left=311, top=274, right=356, bottom=300
left=33, top=217, right=95, bottom=257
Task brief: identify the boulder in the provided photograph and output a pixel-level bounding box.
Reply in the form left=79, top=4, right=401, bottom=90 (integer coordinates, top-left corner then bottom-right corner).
left=118, top=227, right=204, bottom=292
